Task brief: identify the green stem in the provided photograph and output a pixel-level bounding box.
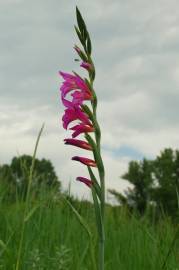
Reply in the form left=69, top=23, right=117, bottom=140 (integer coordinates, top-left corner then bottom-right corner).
left=99, top=239, right=105, bottom=270
left=90, top=82, right=105, bottom=270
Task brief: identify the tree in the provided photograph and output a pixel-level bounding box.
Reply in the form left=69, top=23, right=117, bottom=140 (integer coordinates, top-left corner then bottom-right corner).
left=152, top=148, right=179, bottom=218
left=0, top=164, right=16, bottom=202
left=0, top=155, right=61, bottom=201
left=121, top=158, right=153, bottom=214
left=109, top=148, right=179, bottom=220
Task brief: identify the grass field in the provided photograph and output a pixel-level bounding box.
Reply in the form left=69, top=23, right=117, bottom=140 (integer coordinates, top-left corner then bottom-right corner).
left=0, top=189, right=178, bottom=270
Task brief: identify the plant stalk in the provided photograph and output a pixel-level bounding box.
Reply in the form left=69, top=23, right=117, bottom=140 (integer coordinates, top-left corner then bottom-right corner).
left=15, top=124, right=44, bottom=270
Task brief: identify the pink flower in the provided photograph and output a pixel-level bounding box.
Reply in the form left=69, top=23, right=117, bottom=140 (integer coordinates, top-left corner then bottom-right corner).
left=80, top=61, right=93, bottom=71
left=59, top=71, right=93, bottom=108
left=60, top=71, right=91, bottom=96
left=72, top=156, right=97, bottom=167
left=64, top=138, right=92, bottom=150
left=70, top=123, right=94, bottom=138
left=76, top=176, right=93, bottom=187
left=62, top=107, right=91, bottom=129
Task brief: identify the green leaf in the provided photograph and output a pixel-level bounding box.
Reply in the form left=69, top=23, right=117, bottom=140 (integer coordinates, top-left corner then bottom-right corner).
left=81, top=104, right=94, bottom=121
left=0, top=239, right=6, bottom=251
left=84, top=78, right=92, bottom=89
left=64, top=196, right=92, bottom=239
left=24, top=204, right=40, bottom=222
left=85, top=133, right=103, bottom=173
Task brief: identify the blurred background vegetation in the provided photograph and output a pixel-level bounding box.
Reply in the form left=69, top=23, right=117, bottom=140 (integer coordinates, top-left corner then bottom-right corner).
left=0, top=148, right=178, bottom=269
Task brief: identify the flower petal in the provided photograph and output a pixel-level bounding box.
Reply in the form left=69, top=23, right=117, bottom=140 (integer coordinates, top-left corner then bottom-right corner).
left=64, top=138, right=92, bottom=150
left=70, top=123, right=94, bottom=138
left=76, top=176, right=93, bottom=187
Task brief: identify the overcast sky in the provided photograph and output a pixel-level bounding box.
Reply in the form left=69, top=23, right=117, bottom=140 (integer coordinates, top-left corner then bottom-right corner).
left=0, top=0, right=179, bottom=202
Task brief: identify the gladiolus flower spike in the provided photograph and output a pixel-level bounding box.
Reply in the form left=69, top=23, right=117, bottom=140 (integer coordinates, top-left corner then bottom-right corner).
left=59, top=6, right=105, bottom=270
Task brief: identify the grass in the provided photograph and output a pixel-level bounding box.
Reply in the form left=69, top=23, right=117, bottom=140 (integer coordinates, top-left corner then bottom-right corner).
left=0, top=128, right=178, bottom=269
left=0, top=193, right=178, bottom=270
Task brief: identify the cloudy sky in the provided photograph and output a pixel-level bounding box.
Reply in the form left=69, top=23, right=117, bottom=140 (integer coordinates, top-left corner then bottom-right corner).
left=1, top=0, right=179, bottom=202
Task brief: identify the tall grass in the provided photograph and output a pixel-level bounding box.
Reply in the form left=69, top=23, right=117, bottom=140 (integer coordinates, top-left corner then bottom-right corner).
left=0, top=192, right=178, bottom=269
left=0, top=126, right=178, bottom=269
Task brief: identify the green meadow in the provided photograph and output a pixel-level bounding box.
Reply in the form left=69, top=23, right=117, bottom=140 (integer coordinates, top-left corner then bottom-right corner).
left=0, top=190, right=178, bottom=270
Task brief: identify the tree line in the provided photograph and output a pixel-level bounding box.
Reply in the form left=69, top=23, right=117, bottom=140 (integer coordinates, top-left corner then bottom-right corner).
left=109, top=148, right=179, bottom=221
left=0, top=155, right=61, bottom=202
left=1, top=149, right=179, bottom=221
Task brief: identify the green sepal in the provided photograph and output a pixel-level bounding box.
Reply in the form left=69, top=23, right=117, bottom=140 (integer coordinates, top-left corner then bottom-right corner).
left=85, top=133, right=103, bottom=172
left=90, top=67, right=96, bottom=81
left=64, top=196, right=92, bottom=239
left=87, top=166, right=101, bottom=199
left=76, top=6, right=87, bottom=40
left=74, top=25, right=84, bottom=45
left=84, top=78, right=92, bottom=89
left=84, top=78, right=96, bottom=97
left=87, top=33, right=92, bottom=55
left=81, top=104, right=94, bottom=121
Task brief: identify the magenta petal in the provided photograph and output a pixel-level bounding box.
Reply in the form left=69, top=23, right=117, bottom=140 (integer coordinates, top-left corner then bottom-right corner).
left=70, top=124, right=94, bottom=138
left=61, top=96, right=74, bottom=108
left=64, top=138, right=92, bottom=150
left=72, top=156, right=96, bottom=167
left=75, top=76, right=89, bottom=92
left=60, top=82, right=76, bottom=98
left=59, top=71, right=76, bottom=81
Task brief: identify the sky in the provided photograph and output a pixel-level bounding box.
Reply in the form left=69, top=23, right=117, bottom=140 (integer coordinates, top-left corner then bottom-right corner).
left=0, top=0, right=179, bottom=202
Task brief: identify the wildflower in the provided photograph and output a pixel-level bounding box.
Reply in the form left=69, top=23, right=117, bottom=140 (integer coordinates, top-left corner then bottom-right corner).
left=60, top=72, right=92, bottom=100
left=59, top=7, right=105, bottom=270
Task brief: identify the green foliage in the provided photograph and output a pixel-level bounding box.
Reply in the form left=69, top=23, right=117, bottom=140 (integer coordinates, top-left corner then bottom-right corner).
left=122, top=158, right=153, bottom=214
left=0, top=155, right=61, bottom=202
left=152, top=149, right=179, bottom=219
left=110, top=148, right=179, bottom=220
left=75, top=6, right=92, bottom=55
left=0, top=194, right=178, bottom=269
